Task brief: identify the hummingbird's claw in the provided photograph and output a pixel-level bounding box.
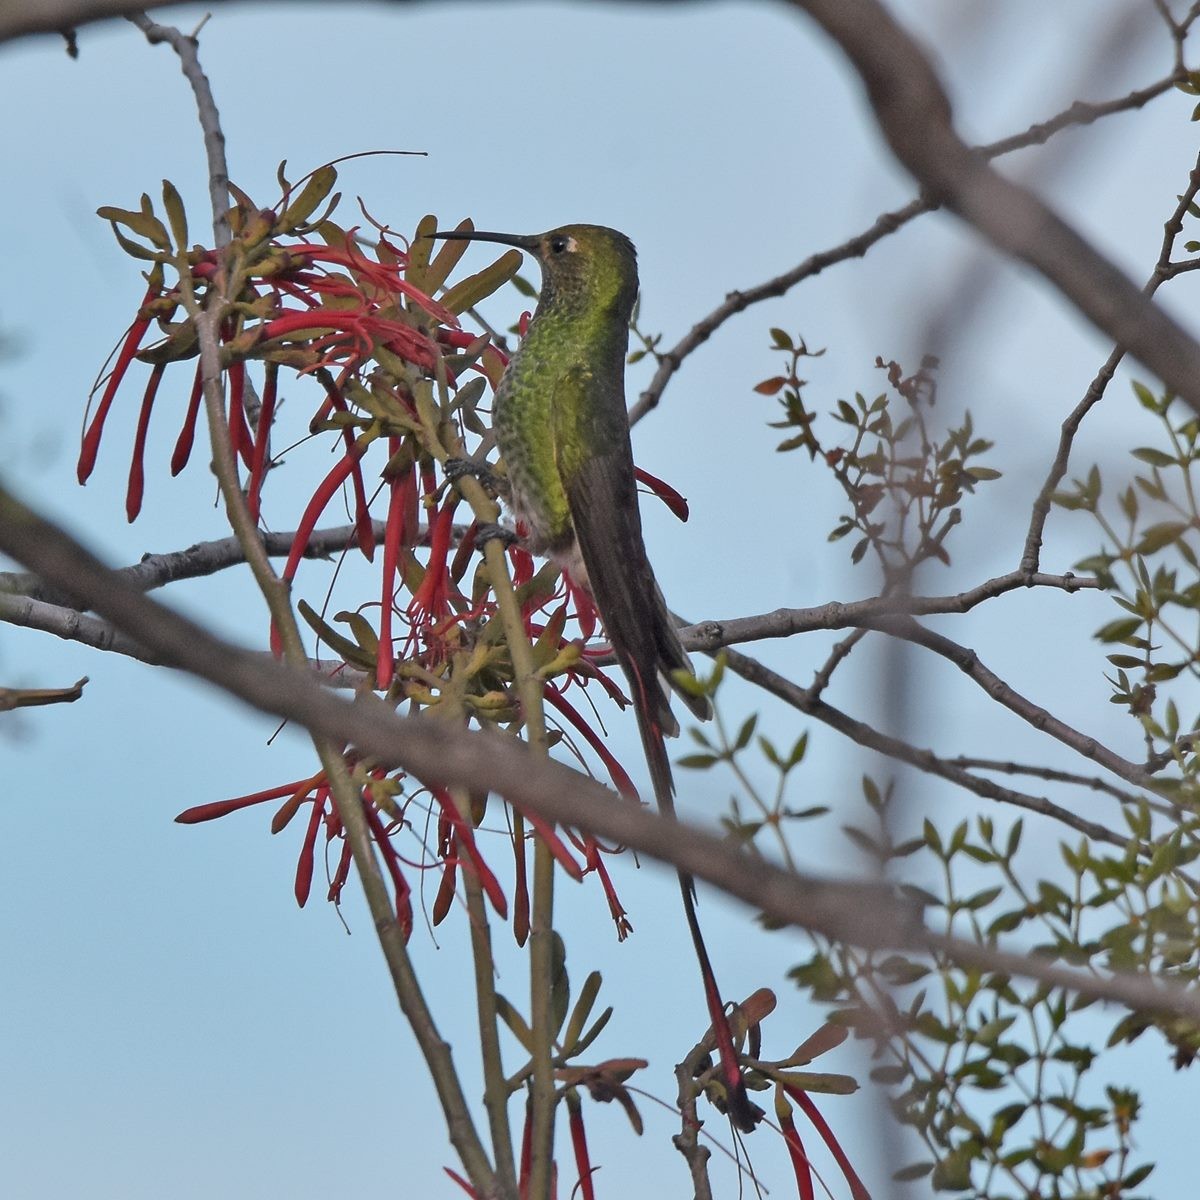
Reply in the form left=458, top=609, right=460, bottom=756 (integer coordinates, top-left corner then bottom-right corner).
left=444, top=456, right=501, bottom=493
left=475, top=521, right=519, bottom=550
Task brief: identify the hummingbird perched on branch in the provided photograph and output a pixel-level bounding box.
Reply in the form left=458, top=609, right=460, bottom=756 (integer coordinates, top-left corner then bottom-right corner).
left=429, top=223, right=760, bottom=1132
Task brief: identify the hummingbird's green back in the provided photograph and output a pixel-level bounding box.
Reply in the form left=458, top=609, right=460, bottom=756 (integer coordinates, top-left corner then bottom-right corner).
left=492, top=225, right=639, bottom=560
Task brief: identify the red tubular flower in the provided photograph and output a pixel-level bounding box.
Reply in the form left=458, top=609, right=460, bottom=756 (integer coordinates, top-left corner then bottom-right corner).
left=283, top=437, right=371, bottom=583
left=362, top=800, right=413, bottom=937
left=125, top=362, right=166, bottom=522
left=285, top=240, right=460, bottom=327
left=518, top=809, right=584, bottom=882
left=634, top=465, right=691, bottom=522
left=562, top=831, right=632, bottom=940
left=567, top=1091, right=597, bottom=1200
left=407, top=500, right=456, bottom=624
left=171, top=364, right=204, bottom=477
left=518, top=1099, right=533, bottom=1196
left=544, top=684, right=638, bottom=797
left=442, top=1169, right=479, bottom=1199
left=294, top=784, right=328, bottom=908
left=79, top=294, right=155, bottom=484
left=777, top=1094, right=817, bottom=1200
left=175, top=777, right=320, bottom=824
left=315, top=377, right=376, bottom=558
left=432, top=856, right=458, bottom=926
left=227, top=359, right=254, bottom=470
left=782, top=1085, right=870, bottom=1200
left=245, top=362, right=277, bottom=522
left=433, top=789, right=507, bottom=917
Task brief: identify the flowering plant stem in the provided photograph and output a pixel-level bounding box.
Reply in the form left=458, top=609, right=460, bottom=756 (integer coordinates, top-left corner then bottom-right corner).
left=431, top=415, right=557, bottom=1199
left=186, top=289, right=500, bottom=1195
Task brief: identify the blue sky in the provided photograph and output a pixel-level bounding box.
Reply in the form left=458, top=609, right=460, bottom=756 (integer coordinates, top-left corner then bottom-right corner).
left=2, top=2, right=1197, bottom=1197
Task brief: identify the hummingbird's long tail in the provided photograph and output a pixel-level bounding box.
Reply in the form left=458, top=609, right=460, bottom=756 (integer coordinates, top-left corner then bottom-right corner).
left=630, top=672, right=762, bottom=1134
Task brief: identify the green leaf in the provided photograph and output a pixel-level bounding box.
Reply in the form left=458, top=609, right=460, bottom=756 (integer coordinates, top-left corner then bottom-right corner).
left=278, top=164, right=338, bottom=232
left=892, top=1162, right=934, bottom=1183
left=1131, top=446, right=1177, bottom=467
left=1095, top=617, right=1143, bottom=643
left=420, top=217, right=477, bottom=295
left=733, top=713, right=757, bottom=751
left=298, top=600, right=375, bottom=669
left=494, top=993, right=533, bottom=1051
left=1121, top=1163, right=1154, bottom=1188
left=1132, top=380, right=1161, bottom=412
left=676, top=753, right=719, bottom=770
left=161, top=179, right=188, bottom=249
left=97, top=203, right=170, bottom=251
left=440, top=250, right=523, bottom=314
left=562, top=970, right=602, bottom=1053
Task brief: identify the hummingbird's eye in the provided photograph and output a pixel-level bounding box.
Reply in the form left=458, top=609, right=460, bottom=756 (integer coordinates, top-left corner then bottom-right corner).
left=549, top=234, right=572, bottom=254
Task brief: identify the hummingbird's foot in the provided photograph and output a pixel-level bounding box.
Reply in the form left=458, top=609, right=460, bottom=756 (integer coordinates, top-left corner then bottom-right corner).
left=443, top=456, right=500, bottom=492
left=475, top=521, right=519, bottom=550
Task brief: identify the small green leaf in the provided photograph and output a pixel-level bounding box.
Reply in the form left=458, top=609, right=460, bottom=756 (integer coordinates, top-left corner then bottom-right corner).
left=676, top=753, right=719, bottom=770
left=278, top=164, right=338, bottom=232
left=441, top=251, right=523, bottom=315
left=1131, top=446, right=1177, bottom=467
left=161, top=179, right=188, bottom=249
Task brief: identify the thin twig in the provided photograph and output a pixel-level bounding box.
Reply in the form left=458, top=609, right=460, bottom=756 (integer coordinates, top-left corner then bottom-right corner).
left=630, top=64, right=1184, bottom=424
left=947, top=756, right=1159, bottom=811
left=0, top=520, right=467, bottom=606
left=715, top=641, right=1127, bottom=848
left=873, top=614, right=1155, bottom=790
left=1020, top=142, right=1200, bottom=572
left=129, top=12, right=230, bottom=249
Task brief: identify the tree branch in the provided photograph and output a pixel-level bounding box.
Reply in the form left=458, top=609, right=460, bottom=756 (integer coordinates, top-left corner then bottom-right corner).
left=630, top=63, right=1184, bottom=424
left=1020, top=140, right=1200, bottom=572
left=786, top=0, right=1200, bottom=419
left=5, top=478, right=1198, bottom=1023
left=713, top=640, right=1128, bottom=848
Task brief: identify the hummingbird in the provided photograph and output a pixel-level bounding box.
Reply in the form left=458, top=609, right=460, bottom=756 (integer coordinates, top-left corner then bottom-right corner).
left=429, top=223, right=759, bottom=1131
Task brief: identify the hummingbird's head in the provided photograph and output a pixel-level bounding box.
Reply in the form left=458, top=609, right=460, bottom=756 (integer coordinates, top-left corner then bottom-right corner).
left=429, top=223, right=638, bottom=318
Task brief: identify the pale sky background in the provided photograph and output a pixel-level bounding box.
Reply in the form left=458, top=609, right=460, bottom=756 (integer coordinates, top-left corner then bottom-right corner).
left=2, top=2, right=1198, bottom=1197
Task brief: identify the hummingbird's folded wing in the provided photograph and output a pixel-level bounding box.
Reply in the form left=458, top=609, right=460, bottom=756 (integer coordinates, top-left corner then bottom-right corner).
left=552, top=368, right=710, bottom=734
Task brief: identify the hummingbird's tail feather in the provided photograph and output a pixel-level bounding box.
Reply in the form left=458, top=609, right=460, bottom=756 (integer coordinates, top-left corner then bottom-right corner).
left=630, top=671, right=761, bottom=1134
left=649, top=579, right=713, bottom=727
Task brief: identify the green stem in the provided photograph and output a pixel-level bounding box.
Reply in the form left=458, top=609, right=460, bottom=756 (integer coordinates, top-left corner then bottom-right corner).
left=424, top=394, right=557, bottom=1198
left=479, top=533, right=556, bottom=1200
left=446, top=754, right=518, bottom=1197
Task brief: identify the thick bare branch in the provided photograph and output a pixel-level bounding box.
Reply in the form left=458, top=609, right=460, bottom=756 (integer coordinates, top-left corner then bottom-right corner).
left=6, top=479, right=1198, bottom=1021
left=679, top=571, right=1098, bottom=656
left=786, top=0, right=1200, bottom=419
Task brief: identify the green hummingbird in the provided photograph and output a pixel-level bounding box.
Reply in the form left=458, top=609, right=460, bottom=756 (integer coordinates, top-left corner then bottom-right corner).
left=430, top=223, right=759, bottom=1131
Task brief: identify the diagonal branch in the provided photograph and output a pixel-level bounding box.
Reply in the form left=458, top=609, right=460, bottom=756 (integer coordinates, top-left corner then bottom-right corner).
left=630, top=65, right=1184, bottom=424
left=786, top=0, right=1200, bottom=419
left=1020, top=140, right=1200, bottom=572
left=713, top=640, right=1127, bottom=848
left=5, top=477, right=1195, bottom=1020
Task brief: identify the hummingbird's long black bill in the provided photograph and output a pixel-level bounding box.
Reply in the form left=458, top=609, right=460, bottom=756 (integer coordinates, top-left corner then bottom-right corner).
left=428, top=229, right=538, bottom=251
